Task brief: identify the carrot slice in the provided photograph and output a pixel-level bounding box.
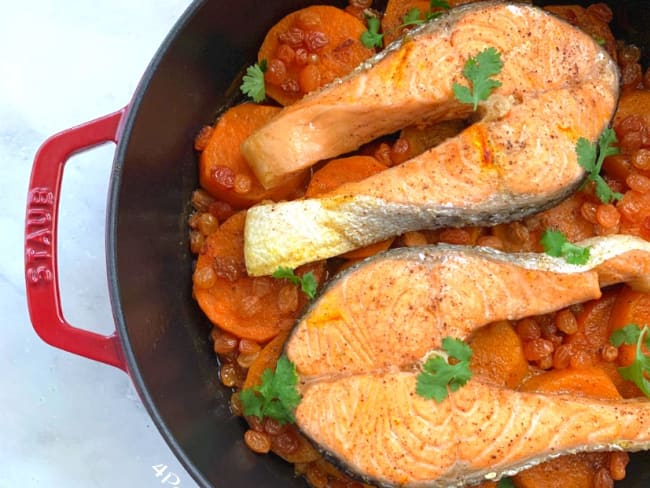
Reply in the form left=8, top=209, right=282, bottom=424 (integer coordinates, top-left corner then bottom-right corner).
left=193, top=211, right=325, bottom=342
left=564, top=291, right=618, bottom=365
left=242, top=332, right=320, bottom=464
left=258, top=5, right=373, bottom=106
left=515, top=367, right=621, bottom=488
left=199, top=103, right=308, bottom=208
left=469, top=321, right=528, bottom=388
left=305, top=155, right=387, bottom=198
left=609, top=285, right=650, bottom=367
left=243, top=332, right=289, bottom=390
left=513, top=453, right=613, bottom=488
left=305, top=155, right=394, bottom=259
left=518, top=367, right=621, bottom=399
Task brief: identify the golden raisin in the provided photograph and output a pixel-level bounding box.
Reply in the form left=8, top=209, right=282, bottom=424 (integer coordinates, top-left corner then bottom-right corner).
left=244, top=429, right=272, bottom=454
left=552, top=344, right=572, bottom=369
left=198, top=212, right=219, bottom=236
left=265, top=58, right=288, bottom=86
left=595, top=203, right=620, bottom=228
left=580, top=201, right=599, bottom=224
left=516, top=318, right=541, bottom=341
left=523, top=338, right=554, bottom=361
left=273, top=427, right=300, bottom=456
left=601, top=344, right=619, bottom=362
left=632, top=148, right=650, bottom=171
left=390, top=138, right=411, bottom=165
left=193, top=265, right=217, bottom=290
left=439, top=228, right=471, bottom=245
left=476, top=235, right=504, bottom=250
left=213, top=330, right=239, bottom=354
left=220, top=363, right=239, bottom=387
left=189, top=230, right=204, bottom=254
left=626, top=173, right=650, bottom=194
left=555, top=310, right=578, bottom=335
left=237, top=351, right=260, bottom=369
left=609, top=452, right=629, bottom=480
left=299, top=64, right=321, bottom=93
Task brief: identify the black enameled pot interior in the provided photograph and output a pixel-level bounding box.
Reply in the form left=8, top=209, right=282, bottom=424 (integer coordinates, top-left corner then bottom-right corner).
left=107, top=1, right=650, bottom=486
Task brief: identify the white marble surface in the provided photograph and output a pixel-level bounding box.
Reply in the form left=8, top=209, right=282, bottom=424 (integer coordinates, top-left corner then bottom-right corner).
left=1, top=1, right=201, bottom=486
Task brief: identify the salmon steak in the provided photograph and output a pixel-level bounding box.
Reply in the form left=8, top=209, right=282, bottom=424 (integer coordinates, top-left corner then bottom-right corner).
left=286, top=235, right=650, bottom=486
left=297, top=375, right=650, bottom=488
left=242, top=1, right=619, bottom=276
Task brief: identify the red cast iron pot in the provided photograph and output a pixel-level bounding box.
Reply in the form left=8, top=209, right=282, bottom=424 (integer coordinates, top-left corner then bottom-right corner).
left=24, top=0, right=650, bottom=486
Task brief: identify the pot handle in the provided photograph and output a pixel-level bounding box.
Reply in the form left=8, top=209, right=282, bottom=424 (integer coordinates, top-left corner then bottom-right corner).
left=25, top=108, right=128, bottom=372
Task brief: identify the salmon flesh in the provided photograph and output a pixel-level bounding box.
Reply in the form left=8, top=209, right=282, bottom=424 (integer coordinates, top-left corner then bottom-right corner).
left=287, top=235, right=650, bottom=487
left=243, top=1, right=619, bottom=276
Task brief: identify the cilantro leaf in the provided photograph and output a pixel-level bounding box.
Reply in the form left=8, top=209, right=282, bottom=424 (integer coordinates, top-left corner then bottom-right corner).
left=240, top=355, right=301, bottom=424
left=361, top=15, right=384, bottom=49
left=240, top=60, right=267, bottom=103
left=430, top=0, right=450, bottom=8
left=576, top=128, right=622, bottom=204
left=540, top=229, right=591, bottom=265
left=610, top=323, right=650, bottom=349
left=416, top=337, right=473, bottom=402
left=497, top=478, right=515, bottom=488
left=452, top=47, right=503, bottom=110
left=272, top=266, right=318, bottom=299
left=401, top=8, right=424, bottom=27
left=612, top=324, right=650, bottom=399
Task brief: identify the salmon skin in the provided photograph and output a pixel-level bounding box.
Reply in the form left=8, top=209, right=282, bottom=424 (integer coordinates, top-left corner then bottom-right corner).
left=286, top=235, right=650, bottom=487
left=286, top=234, right=650, bottom=379
left=242, top=1, right=619, bottom=276
left=297, top=375, right=650, bottom=488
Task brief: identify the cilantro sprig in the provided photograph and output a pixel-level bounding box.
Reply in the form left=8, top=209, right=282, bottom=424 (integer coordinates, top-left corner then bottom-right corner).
left=610, top=324, right=650, bottom=398
left=361, top=15, right=384, bottom=49
left=497, top=478, right=515, bottom=488
left=360, top=0, right=450, bottom=49
left=453, top=47, right=503, bottom=110
left=416, top=337, right=473, bottom=402
left=240, top=355, right=301, bottom=424
left=576, top=128, right=622, bottom=204
left=240, top=60, right=267, bottom=103
left=272, top=266, right=318, bottom=299
left=540, top=229, right=591, bottom=265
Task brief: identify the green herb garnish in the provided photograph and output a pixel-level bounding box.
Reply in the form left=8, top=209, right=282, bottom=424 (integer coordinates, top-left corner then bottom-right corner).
left=361, top=15, right=384, bottom=49
left=429, top=0, right=450, bottom=9
left=401, top=7, right=424, bottom=27
left=240, top=60, right=267, bottom=103
left=610, top=324, right=650, bottom=398
left=240, top=355, right=301, bottom=424
left=272, top=266, right=318, bottom=299
left=362, top=1, right=450, bottom=48
left=611, top=323, right=650, bottom=348
left=576, top=128, right=622, bottom=204
left=416, top=337, right=473, bottom=402
left=540, top=229, right=591, bottom=265
left=497, top=478, right=516, bottom=488
left=452, top=47, right=503, bottom=110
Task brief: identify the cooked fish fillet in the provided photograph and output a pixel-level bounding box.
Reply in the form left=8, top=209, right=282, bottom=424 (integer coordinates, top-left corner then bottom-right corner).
left=286, top=234, right=650, bottom=379
left=297, top=375, right=650, bottom=488
left=287, top=235, right=650, bottom=487
left=243, top=1, right=619, bottom=276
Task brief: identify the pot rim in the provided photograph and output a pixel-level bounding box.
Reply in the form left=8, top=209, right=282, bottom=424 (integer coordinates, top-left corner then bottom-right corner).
left=105, top=1, right=212, bottom=487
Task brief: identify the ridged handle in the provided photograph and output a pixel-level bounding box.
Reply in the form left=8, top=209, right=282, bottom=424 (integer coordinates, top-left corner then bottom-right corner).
left=25, top=108, right=128, bottom=371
